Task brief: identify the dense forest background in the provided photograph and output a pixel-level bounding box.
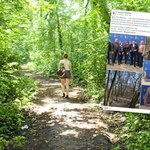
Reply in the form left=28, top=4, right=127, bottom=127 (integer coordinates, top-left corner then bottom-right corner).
left=0, top=0, right=150, bottom=149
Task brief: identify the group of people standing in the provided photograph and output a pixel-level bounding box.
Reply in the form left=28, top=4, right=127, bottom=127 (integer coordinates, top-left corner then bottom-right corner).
left=108, top=38, right=146, bottom=67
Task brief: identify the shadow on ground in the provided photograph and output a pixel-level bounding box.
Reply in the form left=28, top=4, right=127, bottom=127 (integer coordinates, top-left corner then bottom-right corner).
left=24, top=109, right=125, bottom=150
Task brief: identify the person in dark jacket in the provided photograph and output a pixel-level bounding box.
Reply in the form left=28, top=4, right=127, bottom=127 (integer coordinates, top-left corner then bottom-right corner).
left=118, top=42, right=124, bottom=65
left=107, top=41, right=112, bottom=64
left=130, top=40, right=138, bottom=67
left=111, top=38, right=119, bottom=65
left=123, top=41, right=130, bottom=64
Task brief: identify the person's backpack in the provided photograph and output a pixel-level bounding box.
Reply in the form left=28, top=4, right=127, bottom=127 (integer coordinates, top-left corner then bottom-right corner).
left=56, top=69, right=63, bottom=76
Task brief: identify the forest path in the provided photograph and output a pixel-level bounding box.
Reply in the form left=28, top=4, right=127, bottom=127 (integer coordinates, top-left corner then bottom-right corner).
left=22, top=65, right=125, bottom=150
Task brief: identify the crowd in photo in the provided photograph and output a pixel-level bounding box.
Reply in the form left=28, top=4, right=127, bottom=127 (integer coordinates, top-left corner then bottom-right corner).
left=108, top=38, right=146, bottom=67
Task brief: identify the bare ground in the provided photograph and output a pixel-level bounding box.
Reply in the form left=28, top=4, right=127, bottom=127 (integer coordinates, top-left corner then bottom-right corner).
left=21, top=67, right=126, bottom=150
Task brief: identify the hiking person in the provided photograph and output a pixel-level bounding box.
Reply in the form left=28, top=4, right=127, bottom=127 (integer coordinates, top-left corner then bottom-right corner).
left=58, top=53, right=72, bottom=98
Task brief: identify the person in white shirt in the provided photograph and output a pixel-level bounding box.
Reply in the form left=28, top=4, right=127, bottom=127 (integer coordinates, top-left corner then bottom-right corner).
left=137, top=40, right=145, bottom=67
left=59, top=53, right=72, bottom=98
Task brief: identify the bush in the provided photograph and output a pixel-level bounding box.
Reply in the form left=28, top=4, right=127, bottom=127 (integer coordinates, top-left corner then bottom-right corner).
left=0, top=68, right=36, bottom=149
left=12, top=136, right=27, bottom=149
left=0, top=137, right=9, bottom=150
left=119, top=113, right=150, bottom=150
left=0, top=103, right=25, bottom=135
left=0, top=69, right=36, bottom=104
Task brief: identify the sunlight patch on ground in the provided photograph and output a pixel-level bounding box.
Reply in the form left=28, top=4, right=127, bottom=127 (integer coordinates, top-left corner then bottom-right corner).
left=40, top=97, right=52, bottom=103
left=32, top=100, right=108, bottom=130
left=59, top=129, right=79, bottom=138
left=54, top=110, right=79, bottom=117
left=32, top=99, right=101, bottom=114
left=48, top=82, right=60, bottom=86
left=54, top=87, right=84, bottom=99
left=40, top=82, right=60, bottom=87
left=104, top=132, right=119, bottom=143
left=24, top=72, right=34, bottom=76
left=61, top=118, right=108, bottom=130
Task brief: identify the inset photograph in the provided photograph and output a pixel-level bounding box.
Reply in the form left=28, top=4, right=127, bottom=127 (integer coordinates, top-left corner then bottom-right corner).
left=104, top=70, right=142, bottom=108
left=107, top=33, right=147, bottom=73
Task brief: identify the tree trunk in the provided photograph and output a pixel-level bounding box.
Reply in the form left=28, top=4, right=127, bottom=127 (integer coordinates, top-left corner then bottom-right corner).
left=84, top=0, right=90, bottom=39
left=106, top=70, right=117, bottom=105
left=56, top=10, right=63, bottom=51
left=129, top=91, right=140, bottom=108
left=85, top=0, right=90, bottom=15
left=104, top=70, right=110, bottom=105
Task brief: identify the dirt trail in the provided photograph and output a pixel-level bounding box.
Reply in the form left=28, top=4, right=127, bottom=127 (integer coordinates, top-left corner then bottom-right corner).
left=22, top=66, right=125, bottom=150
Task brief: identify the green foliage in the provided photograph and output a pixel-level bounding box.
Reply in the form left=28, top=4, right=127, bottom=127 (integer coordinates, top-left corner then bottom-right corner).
left=0, top=0, right=36, bottom=149
left=0, top=74, right=36, bottom=149
left=112, top=145, right=121, bottom=150
left=12, top=136, right=27, bottom=149
left=0, top=137, right=9, bottom=150
left=116, top=113, right=150, bottom=150
left=0, top=69, right=36, bottom=104
left=29, top=50, right=61, bottom=75
left=0, top=103, right=24, bottom=134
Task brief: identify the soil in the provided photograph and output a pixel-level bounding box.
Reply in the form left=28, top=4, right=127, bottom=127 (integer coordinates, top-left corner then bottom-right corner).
left=107, top=63, right=142, bottom=73
left=20, top=66, right=126, bottom=150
